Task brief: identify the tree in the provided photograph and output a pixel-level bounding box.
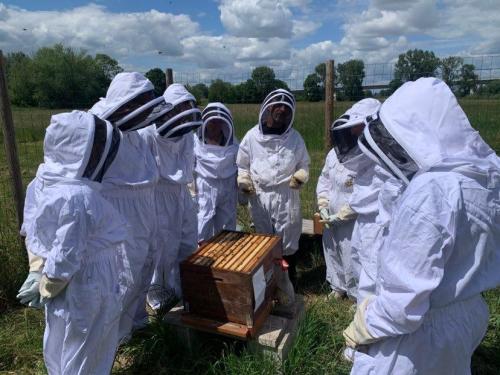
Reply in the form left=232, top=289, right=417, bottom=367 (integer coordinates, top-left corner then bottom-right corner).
left=478, top=79, right=500, bottom=97
left=192, top=83, right=209, bottom=99
left=395, top=49, right=440, bottom=82
left=95, top=54, right=123, bottom=81
left=208, top=79, right=233, bottom=102
left=303, top=73, right=323, bottom=101
left=337, top=59, right=365, bottom=101
left=31, top=44, right=103, bottom=108
left=456, top=64, right=478, bottom=97
left=6, top=52, right=36, bottom=106
left=94, top=53, right=123, bottom=93
left=145, top=68, right=166, bottom=97
left=251, top=66, right=277, bottom=102
left=315, top=63, right=326, bottom=86
left=440, top=56, right=463, bottom=90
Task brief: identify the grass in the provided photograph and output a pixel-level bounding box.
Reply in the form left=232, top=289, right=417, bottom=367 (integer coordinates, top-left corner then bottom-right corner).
left=0, top=100, right=499, bottom=373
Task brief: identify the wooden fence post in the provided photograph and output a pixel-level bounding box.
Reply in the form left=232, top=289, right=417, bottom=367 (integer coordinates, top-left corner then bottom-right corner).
left=0, top=50, right=24, bottom=230
left=324, top=60, right=335, bottom=154
left=166, top=68, right=174, bottom=88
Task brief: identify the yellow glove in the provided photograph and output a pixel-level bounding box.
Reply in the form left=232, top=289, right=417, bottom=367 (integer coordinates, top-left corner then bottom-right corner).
left=39, top=274, right=69, bottom=299
left=28, top=251, right=44, bottom=273
left=337, top=204, right=357, bottom=221
left=237, top=173, right=256, bottom=195
left=343, top=297, right=378, bottom=348
left=187, top=182, right=197, bottom=198
left=289, top=169, right=309, bottom=189
left=317, top=196, right=329, bottom=211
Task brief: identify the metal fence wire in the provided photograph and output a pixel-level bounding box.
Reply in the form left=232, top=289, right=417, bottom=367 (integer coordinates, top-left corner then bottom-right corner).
left=1, top=55, right=499, bottom=306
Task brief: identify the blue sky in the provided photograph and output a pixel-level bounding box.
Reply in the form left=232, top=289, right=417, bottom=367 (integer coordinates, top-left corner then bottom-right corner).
left=1, top=0, right=499, bottom=85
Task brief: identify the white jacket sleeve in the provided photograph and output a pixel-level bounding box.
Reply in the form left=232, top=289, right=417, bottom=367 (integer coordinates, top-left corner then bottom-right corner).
left=364, top=179, right=457, bottom=339
left=42, top=198, right=87, bottom=281
left=236, top=135, right=251, bottom=178
left=295, top=135, right=310, bottom=175
left=316, top=151, right=335, bottom=209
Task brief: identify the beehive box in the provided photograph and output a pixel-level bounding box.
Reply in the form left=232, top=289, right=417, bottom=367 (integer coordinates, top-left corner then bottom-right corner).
left=180, top=230, right=282, bottom=337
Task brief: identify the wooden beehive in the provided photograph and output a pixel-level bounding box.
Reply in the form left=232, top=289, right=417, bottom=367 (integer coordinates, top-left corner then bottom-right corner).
left=180, top=230, right=282, bottom=337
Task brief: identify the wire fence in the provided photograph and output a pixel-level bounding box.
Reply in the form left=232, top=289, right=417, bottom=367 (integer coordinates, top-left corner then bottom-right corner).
left=1, top=55, right=499, bottom=307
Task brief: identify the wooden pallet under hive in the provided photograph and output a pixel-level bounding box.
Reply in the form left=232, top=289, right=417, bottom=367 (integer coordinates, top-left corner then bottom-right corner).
left=180, top=230, right=282, bottom=338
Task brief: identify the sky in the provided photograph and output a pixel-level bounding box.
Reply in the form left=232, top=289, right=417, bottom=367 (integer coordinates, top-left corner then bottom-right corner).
left=1, top=0, right=499, bottom=85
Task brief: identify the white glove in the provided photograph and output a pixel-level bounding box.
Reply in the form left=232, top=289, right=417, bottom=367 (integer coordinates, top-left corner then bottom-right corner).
left=17, top=271, right=42, bottom=308
left=39, top=274, right=69, bottom=300
left=343, top=297, right=378, bottom=348
left=289, top=169, right=309, bottom=189
left=319, top=208, right=342, bottom=228
left=237, top=173, right=256, bottom=195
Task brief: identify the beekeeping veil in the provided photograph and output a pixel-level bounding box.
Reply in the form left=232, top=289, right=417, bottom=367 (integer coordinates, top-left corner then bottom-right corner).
left=357, top=77, right=500, bottom=185
left=38, top=111, right=120, bottom=184
left=331, top=98, right=381, bottom=163
left=89, top=72, right=157, bottom=132
left=199, top=102, right=234, bottom=146
left=157, top=84, right=202, bottom=138
left=259, top=89, right=295, bottom=135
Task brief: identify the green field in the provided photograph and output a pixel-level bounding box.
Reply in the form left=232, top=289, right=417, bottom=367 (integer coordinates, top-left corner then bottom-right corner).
left=0, top=100, right=499, bottom=373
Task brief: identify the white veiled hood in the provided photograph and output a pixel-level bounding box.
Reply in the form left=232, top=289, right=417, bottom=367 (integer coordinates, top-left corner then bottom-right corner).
left=380, top=77, right=500, bottom=175
left=163, top=83, right=195, bottom=107
left=36, top=111, right=100, bottom=188
left=194, top=135, right=239, bottom=179
left=89, top=72, right=154, bottom=120
left=335, top=98, right=381, bottom=129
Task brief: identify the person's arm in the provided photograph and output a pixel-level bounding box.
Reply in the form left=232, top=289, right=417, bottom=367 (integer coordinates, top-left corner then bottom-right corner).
left=290, top=135, right=310, bottom=189
left=344, top=180, right=457, bottom=347
left=42, top=198, right=87, bottom=284
left=236, top=135, right=255, bottom=194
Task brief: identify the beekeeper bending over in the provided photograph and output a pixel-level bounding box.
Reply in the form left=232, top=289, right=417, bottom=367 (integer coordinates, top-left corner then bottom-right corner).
left=344, top=78, right=500, bottom=375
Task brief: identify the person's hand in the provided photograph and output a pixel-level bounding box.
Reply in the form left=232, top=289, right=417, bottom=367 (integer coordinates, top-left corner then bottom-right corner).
left=289, top=169, right=308, bottom=189
left=17, top=271, right=42, bottom=308
left=343, top=297, right=378, bottom=348
left=237, top=174, right=256, bottom=195
left=319, top=208, right=342, bottom=228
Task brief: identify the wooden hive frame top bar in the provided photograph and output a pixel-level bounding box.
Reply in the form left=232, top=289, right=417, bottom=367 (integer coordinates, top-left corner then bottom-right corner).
left=186, top=231, right=280, bottom=273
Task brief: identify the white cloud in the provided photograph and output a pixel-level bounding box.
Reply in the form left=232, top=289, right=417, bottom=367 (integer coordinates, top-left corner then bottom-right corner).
left=0, top=3, right=199, bottom=57
left=181, top=35, right=290, bottom=69
left=433, top=0, right=500, bottom=55
left=292, top=19, right=321, bottom=38
left=219, top=0, right=294, bottom=38
left=218, top=0, right=314, bottom=39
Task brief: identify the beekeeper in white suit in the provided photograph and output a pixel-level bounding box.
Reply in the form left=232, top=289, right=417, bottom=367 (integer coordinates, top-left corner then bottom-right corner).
left=194, top=102, right=239, bottom=242
left=28, top=111, right=132, bottom=374
left=141, top=84, right=201, bottom=308
left=343, top=78, right=500, bottom=375
left=316, top=98, right=380, bottom=300
left=237, top=88, right=310, bottom=285
left=89, top=72, right=161, bottom=338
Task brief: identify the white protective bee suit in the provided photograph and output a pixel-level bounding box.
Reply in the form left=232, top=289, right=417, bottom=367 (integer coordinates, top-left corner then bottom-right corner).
left=349, top=165, right=404, bottom=303
left=194, top=102, right=239, bottom=242
left=317, top=99, right=380, bottom=299
left=89, top=72, right=160, bottom=336
left=29, top=111, right=132, bottom=375
left=143, top=84, right=201, bottom=308
left=237, top=89, right=310, bottom=256
left=344, top=78, right=500, bottom=375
